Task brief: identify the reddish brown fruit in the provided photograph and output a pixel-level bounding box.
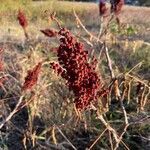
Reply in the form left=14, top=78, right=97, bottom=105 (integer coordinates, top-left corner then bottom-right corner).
left=99, top=0, right=108, bottom=17
left=17, top=9, right=28, bottom=29
left=111, top=0, right=124, bottom=15
left=50, top=28, right=108, bottom=110
left=41, top=29, right=57, bottom=37
left=22, top=62, right=42, bottom=91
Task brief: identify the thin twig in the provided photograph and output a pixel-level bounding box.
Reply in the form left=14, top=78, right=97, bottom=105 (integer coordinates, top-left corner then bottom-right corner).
left=103, top=43, right=115, bottom=79
left=96, top=43, right=105, bottom=70
left=50, top=12, right=62, bottom=29
left=73, top=8, right=131, bottom=150
left=130, top=116, right=150, bottom=125
left=96, top=114, right=119, bottom=143
left=114, top=124, right=129, bottom=150
left=100, top=14, right=114, bottom=38
left=97, top=16, right=103, bottom=40
left=108, top=130, right=114, bottom=150
left=0, top=95, right=24, bottom=129
left=129, top=134, right=150, bottom=142
left=143, top=88, right=150, bottom=109
left=55, top=125, right=77, bottom=150
left=88, top=128, right=107, bottom=150
left=127, top=74, right=150, bottom=89
left=104, top=44, right=128, bottom=125
left=103, top=43, right=129, bottom=149
left=73, top=9, right=102, bottom=43
left=125, top=61, right=143, bottom=75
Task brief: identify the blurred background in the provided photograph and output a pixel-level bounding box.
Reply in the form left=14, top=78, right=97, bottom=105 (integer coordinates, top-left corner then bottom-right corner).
left=32, top=0, right=150, bottom=6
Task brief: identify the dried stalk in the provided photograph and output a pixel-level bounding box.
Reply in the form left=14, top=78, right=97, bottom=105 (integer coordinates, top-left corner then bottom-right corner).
left=97, top=115, right=119, bottom=143
left=103, top=43, right=129, bottom=149
left=103, top=43, right=128, bottom=122
left=97, top=16, right=103, bottom=40
left=127, top=79, right=132, bottom=104
left=125, top=61, right=143, bottom=75
left=0, top=95, right=24, bottom=129
left=103, top=43, right=115, bottom=79
left=114, top=124, right=129, bottom=150
left=138, top=85, right=146, bottom=112
left=73, top=9, right=102, bottom=43
left=55, top=126, right=77, bottom=150
left=142, top=88, right=150, bottom=110
left=52, top=126, right=57, bottom=145
left=73, top=8, right=130, bottom=149
left=88, top=128, right=107, bottom=150
left=127, top=74, right=149, bottom=89
left=108, top=130, right=114, bottom=150
left=23, top=28, right=29, bottom=40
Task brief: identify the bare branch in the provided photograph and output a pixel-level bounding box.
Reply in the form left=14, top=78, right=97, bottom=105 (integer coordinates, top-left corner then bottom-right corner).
left=96, top=113, right=119, bottom=143
left=89, top=128, right=107, bottom=150
left=56, top=125, right=77, bottom=150
left=73, top=9, right=102, bottom=43
left=0, top=95, right=24, bottom=129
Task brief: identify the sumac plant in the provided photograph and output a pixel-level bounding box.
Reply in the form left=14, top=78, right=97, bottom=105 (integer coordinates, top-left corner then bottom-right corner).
left=41, top=28, right=108, bottom=110
left=22, top=62, right=42, bottom=91
left=99, top=0, right=124, bottom=16
left=17, top=9, right=29, bottom=39
left=99, top=0, right=108, bottom=16
left=111, top=0, right=124, bottom=15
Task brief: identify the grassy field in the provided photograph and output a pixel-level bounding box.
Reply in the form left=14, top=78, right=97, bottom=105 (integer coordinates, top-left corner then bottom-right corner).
left=0, top=1, right=150, bottom=150
left=0, top=1, right=150, bottom=41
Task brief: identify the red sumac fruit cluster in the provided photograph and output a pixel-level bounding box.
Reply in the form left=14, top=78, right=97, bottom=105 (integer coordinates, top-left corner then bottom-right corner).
left=40, top=29, right=58, bottom=38
left=49, top=28, right=107, bottom=110
left=17, top=9, right=28, bottom=29
left=99, top=0, right=124, bottom=16
left=22, top=62, right=42, bottom=91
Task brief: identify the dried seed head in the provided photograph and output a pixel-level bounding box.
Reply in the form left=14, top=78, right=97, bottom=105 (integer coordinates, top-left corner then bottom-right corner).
left=113, top=79, right=120, bottom=98
left=17, top=9, right=28, bottom=29
left=99, top=0, right=108, bottom=17
left=50, top=28, right=107, bottom=110
left=41, top=29, right=58, bottom=37
left=110, top=0, right=124, bottom=15
left=22, top=62, right=42, bottom=91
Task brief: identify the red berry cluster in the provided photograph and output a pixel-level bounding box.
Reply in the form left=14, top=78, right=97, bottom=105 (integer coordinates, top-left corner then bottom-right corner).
left=50, top=28, right=104, bottom=110
left=99, top=0, right=124, bottom=17
left=111, top=0, right=124, bottom=15
left=17, top=9, right=28, bottom=29
left=40, top=29, right=58, bottom=38
left=99, top=0, right=108, bottom=16
left=22, top=62, right=42, bottom=91
left=50, top=62, right=64, bottom=76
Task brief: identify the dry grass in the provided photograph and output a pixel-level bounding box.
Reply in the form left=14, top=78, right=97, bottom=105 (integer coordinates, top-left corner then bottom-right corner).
left=0, top=1, right=150, bottom=41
